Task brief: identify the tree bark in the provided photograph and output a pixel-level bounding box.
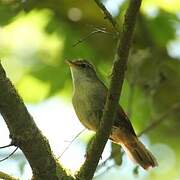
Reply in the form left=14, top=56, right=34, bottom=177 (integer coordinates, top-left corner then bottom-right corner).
left=76, top=0, right=142, bottom=179
left=0, top=63, right=74, bottom=180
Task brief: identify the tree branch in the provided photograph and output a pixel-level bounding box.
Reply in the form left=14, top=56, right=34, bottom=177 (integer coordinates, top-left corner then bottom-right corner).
left=0, top=63, right=74, bottom=180
left=0, top=171, right=18, bottom=180
left=76, top=0, right=142, bottom=179
left=94, top=0, right=118, bottom=32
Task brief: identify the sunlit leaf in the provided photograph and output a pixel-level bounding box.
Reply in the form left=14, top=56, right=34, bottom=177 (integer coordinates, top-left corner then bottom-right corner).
left=17, top=75, right=50, bottom=103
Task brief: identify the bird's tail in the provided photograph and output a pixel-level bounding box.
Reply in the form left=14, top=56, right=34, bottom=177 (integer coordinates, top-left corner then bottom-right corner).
left=121, top=137, right=158, bottom=170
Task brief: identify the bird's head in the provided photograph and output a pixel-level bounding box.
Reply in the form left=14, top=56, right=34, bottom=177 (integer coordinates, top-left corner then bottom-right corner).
left=66, top=59, right=97, bottom=83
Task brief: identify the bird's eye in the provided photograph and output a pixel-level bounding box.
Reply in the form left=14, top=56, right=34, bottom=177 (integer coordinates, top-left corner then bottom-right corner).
left=80, top=63, right=88, bottom=68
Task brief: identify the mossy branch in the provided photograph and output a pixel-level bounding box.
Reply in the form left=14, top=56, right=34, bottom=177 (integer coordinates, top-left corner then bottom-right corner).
left=0, top=63, right=74, bottom=180
left=0, top=171, right=18, bottom=180
left=76, top=0, right=142, bottom=179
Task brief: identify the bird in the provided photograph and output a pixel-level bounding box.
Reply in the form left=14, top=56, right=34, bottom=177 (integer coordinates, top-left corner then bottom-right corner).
left=67, top=59, right=158, bottom=170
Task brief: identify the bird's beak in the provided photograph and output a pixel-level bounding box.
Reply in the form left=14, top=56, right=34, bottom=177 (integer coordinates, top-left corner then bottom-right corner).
left=66, top=60, right=77, bottom=67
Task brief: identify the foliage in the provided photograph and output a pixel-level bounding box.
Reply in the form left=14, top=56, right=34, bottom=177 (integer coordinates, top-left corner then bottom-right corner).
left=0, top=0, right=180, bottom=179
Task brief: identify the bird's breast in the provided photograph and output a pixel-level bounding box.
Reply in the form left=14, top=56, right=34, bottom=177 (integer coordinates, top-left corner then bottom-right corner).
left=72, top=81, right=106, bottom=131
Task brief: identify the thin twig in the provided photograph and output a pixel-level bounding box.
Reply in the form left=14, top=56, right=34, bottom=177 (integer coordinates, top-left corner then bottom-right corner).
left=94, top=0, right=118, bottom=32
left=58, top=129, right=86, bottom=159
left=138, top=103, right=180, bottom=136
left=73, top=28, right=115, bottom=47
left=94, top=164, right=116, bottom=179
left=0, top=144, right=13, bottom=149
left=96, top=146, right=123, bottom=171
left=0, top=147, right=18, bottom=163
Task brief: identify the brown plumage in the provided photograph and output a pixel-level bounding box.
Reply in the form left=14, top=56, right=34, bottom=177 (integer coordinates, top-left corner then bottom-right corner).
left=111, top=107, right=158, bottom=169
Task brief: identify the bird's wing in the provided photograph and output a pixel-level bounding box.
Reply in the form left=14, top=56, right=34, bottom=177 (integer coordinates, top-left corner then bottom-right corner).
left=113, top=106, right=137, bottom=136
left=98, top=78, right=136, bottom=136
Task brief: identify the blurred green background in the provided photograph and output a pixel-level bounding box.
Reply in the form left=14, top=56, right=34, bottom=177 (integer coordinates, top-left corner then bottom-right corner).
left=0, top=0, right=180, bottom=179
